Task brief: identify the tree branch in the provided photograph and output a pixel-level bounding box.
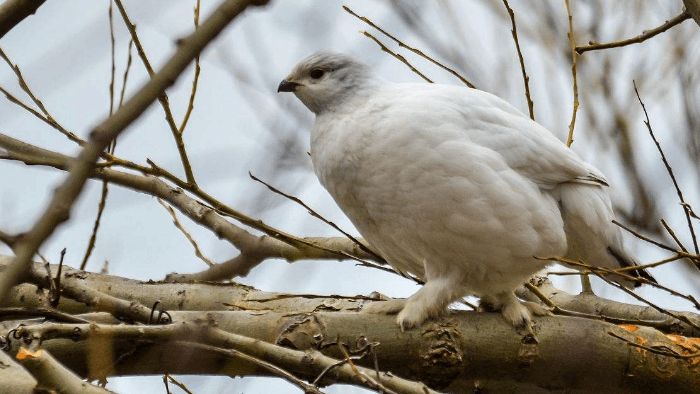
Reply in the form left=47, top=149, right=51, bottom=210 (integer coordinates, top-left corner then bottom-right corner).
left=0, top=0, right=46, bottom=39
left=0, top=132, right=383, bottom=281
left=0, top=0, right=271, bottom=304
left=6, top=308, right=700, bottom=393
left=576, top=10, right=691, bottom=54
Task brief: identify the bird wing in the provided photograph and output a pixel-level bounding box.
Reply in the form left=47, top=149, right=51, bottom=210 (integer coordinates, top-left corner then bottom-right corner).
left=370, top=83, right=608, bottom=190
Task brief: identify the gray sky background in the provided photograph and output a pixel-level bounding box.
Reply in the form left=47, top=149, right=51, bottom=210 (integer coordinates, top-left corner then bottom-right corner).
left=1, top=1, right=698, bottom=393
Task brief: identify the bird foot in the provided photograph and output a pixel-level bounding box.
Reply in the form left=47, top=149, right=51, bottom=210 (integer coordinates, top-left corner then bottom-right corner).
left=363, top=298, right=419, bottom=331
left=362, top=298, right=406, bottom=315
left=480, top=293, right=551, bottom=330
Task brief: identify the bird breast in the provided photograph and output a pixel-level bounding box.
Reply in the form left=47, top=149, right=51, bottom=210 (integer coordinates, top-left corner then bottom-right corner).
left=309, top=100, right=568, bottom=287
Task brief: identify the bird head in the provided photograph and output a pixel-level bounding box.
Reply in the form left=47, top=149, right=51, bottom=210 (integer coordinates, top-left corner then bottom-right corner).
left=278, top=51, right=377, bottom=115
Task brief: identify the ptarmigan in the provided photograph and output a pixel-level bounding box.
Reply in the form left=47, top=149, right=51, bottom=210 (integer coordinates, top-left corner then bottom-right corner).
left=278, top=51, right=655, bottom=330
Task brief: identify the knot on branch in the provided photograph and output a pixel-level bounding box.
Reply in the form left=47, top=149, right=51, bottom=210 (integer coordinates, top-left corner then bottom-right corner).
left=276, top=314, right=325, bottom=350
left=415, top=319, right=465, bottom=389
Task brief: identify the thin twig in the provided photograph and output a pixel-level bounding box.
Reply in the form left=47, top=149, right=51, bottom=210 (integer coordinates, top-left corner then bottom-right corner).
left=249, top=172, right=386, bottom=264
left=547, top=253, right=700, bottom=311
left=611, top=253, right=686, bottom=273
left=596, top=271, right=699, bottom=329
left=0, top=307, right=89, bottom=323
left=524, top=282, right=556, bottom=308
left=178, top=0, right=201, bottom=135
left=0, top=131, right=392, bottom=280
left=634, top=81, right=699, bottom=255
left=661, top=219, right=690, bottom=254
left=0, top=48, right=84, bottom=145
left=343, top=5, right=476, bottom=88
left=576, top=10, right=691, bottom=54
left=502, top=0, right=534, bottom=120
left=81, top=1, right=118, bottom=271
left=108, top=0, right=116, bottom=117
left=337, top=343, right=399, bottom=394
left=564, top=0, right=578, bottom=147
left=542, top=256, right=700, bottom=328
left=51, top=248, right=66, bottom=307
left=157, top=198, right=215, bottom=266
left=80, top=180, right=109, bottom=271
left=163, top=374, right=194, bottom=394
left=0, top=47, right=51, bottom=117
left=118, top=39, right=134, bottom=109
left=361, top=31, right=432, bottom=83
left=524, top=282, right=606, bottom=319
left=312, top=358, right=351, bottom=386
left=608, top=331, right=700, bottom=359
left=612, top=219, right=677, bottom=253
left=113, top=0, right=197, bottom=185
left=174, top=341, right=326, bottom=394
left=682, top=203, right=700, bottom=220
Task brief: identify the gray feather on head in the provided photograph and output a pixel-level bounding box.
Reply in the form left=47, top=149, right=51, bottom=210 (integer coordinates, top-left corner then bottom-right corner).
left=278, top=51, right=378, bottom=114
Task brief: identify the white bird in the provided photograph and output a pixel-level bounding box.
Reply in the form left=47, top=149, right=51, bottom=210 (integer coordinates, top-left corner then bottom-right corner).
left=278, top=51, right=655, bottom=330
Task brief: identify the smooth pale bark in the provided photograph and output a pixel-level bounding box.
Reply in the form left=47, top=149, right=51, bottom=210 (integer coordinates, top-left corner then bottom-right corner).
left=2, top=258, right=700, bottom=393
left=3, top=310, right=698, bottom=394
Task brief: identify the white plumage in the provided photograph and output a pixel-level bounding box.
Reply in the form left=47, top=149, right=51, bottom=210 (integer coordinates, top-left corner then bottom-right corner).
left=278, top=51, right=654, bottom=330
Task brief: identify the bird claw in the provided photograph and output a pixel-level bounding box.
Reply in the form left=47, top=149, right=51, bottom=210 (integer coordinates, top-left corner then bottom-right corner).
left=362, top=298, right=406, bottom=315
left=362, top=298, right=425, bottom=331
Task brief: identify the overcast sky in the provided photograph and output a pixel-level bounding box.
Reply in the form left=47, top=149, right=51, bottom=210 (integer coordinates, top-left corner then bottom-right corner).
left=1, top=1, right=699, bottom=393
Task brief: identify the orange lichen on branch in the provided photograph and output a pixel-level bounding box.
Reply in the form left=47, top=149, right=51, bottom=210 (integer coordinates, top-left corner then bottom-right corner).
left=619, top=324, right=640, bottom=332
left=666, top=334, right=700, bottom=364
left=16, top=347, right=42, bottom=360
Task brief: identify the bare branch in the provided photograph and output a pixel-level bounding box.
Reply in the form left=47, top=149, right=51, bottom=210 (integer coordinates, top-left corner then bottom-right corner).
left=164, top=374, right=195, bottom=394
left=686, top=0, right=700, bottom=26
left=576, top=10, right=691, bottom=54
left=564, top=0, right=579, bottom=147
left=0, top=133, right=383, bottom=279
left=157, top=197, right=216, bottom=267
left=360, top=30, right=433, bottom=83
left=502, top=0, right=535, bottom=120
left=178, top=0, right=202, bottom=135
left=613, top=219, right=677, bottom=253
left=543, top=256, right=700, bottom=331
left=113, top=0, right=197, bottom=185
left=0, top=47, right=84, bottom=145
left=11, top=309, right=700, bottom=393
left=249, top=172, right=386, bottom=264
left=16, top=348, right=115, bottom=394
left=174, top=342, right=327, bottom=394
left=0, top=0, right=271, bottom=304
left=343, top=5, right=476, bottom=89
left=634, top=82, right=699, bottom=256
left=0, top=0, right=47, bottom=39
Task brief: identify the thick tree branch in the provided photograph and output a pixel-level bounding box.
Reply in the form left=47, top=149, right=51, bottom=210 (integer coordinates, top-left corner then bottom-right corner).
left=517, top=277, right=700, bottom=337
left=0, top=0, right=46, bottom=39
left=3, top=257, right=700, bottom=392
left=0, top=132, right=382, bottom=280
left=5, top=257, right=700, bottom=337
left=0, top=350, right=36, bottom=394
left=686, top=0, right=700, bottom=26
left=4, top=309, right=700, bottom=394
left=16, top=348, right=115, bottom=394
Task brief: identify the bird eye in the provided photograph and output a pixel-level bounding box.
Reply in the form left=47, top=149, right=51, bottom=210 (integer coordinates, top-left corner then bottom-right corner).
left=309, top=69, right=325, bottom=79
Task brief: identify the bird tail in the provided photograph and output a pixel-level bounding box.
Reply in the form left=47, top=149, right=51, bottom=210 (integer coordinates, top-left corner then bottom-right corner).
left=556, top=182, right=656, bottom=288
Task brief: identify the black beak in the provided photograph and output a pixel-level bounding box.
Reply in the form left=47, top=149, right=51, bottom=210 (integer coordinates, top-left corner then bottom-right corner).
left=278, top=79, right=300, bottom=93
